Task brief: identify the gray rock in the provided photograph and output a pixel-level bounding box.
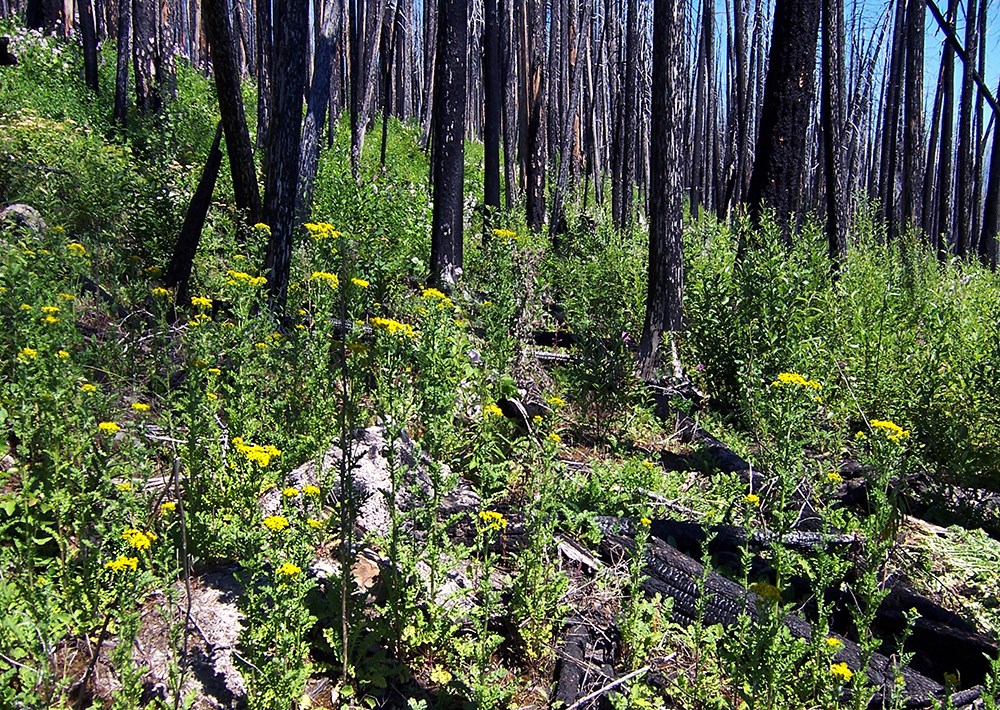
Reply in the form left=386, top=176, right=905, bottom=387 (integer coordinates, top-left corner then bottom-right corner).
left=0, top=203, right=47, bottom=233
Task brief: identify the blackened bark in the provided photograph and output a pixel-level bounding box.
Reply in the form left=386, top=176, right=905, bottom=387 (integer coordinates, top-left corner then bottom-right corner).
left=901, top=0, right=924, bottom=228
left=204, top=0, right=262, bottom=222
left=745, top=0, right=821, bottom=241
left=112, top=0, right=132, bottom=125
left=934, top=0, right=957, bottom=257
left=297, top=0, right=337, bottom=222
left=637, top=0, right=685, bottom=381
left=483, top=0, right=502, bottom=213
left=500, top=0, right=519, bottom=209
left=79, top=0, right=100, bottom=93
left=821, top=0, right=847, bottom=265
left=429, top=0, right=467, bottom=288
left=166, top=122, right=225, bottom=303
left=954, top=0, right=978, bottom=257
left=157, top=0, right=177, bottom=104
left=616, top=0, right=639, bottom=230
left=255, top=0, right=272, bottom=153
left=133, top=0, right=160, bottom=114
left=980, top=80, right=1000, bottom=268
left=26, top=0, right=60, bottom=31
left=378, top=0, right=399, bottom=167
left=263, top=0, right=308, bottom=315
left=879, top=0, right=906, bottom=238
left=524, top=0, right=547, bottom=230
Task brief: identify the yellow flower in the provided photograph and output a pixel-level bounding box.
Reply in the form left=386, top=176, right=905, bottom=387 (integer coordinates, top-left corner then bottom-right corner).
left=547, top=396, right=566, bottom=408
left=263, top=515, right=290, bottom=532
left=310, top=271, right=339, bottom=287
left=532, top=415, right=543, bottom=424
left=151, top=287, right=171, bottom=297
left=58, top=292, right=74, bottom=300
left=66, top=242, right=87, bottom=256
left=483, top=404, right=504, bottom=418
left=160, top=501, right=176, bottom=514
left=642, top=460, right=655, bottom=469
left=57, top=350, right=70, bottom=360
left=18, top=347, right=38, bottom=361
left=105, top=555, right=139, bottom=572
left=282, top=487, right=299, bottom=498
left=771, top=372, right=822, bottom=390
left=98, top=421, right=121, bottom=434
left=478, top=510, right=508, bottom=532
left=277, top=562, right=301, bottom=578
left=744, top=493, right=760, bottom=506
left=191, top=296, right=213, bottom=308
left=422, top=287, right=447, bottom=300
left=19, top=304, right=32, bottom=312
left=371, top=317, right=416, bottom=338
left=225, top=269, right=267, bottom=287
left=307, top=518, right=323, bottom=529
left=351, top=277, right=370, bottom=288
left=303, top=222, right=341, bottom=239
left=42, top=315, right=60, bottom=325
left=870, top=419, right=910, bottom=443
left=207, top=367, right=222, bottom=376
left=303, top=485, right=321, bottom=496
left=253, top=222, right=271, bottom=235
left=41, top=305, right=60, bottom=314
left=116, top=481, right=132, bottom=492
left=255, top=342, right=268, bottom=350
left=235, top=438, right=282, bottom=467
left=546, top=432, right=562, bottom=445
left=492, top=228, right=517, bottom=240
left=827, top=471, right=843, bottom=484
left=206, top=392, right=218, bottom=401
left=122, top=528, right=157, bottom=551
left=81, top=382, right=97, bottom=393
left=825, top=637, right=844, bottom=649
left=132, top=402, right=150, bottom=412
left=640, top=517, right=652, bottom=527
left=429, top=666, right=453, bottom=684
left=830, top=662, right=854, bottom=682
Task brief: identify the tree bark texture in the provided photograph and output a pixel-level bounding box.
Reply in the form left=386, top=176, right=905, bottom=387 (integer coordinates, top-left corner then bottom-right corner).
left=523, top=0, right=547, bottom=230
left=133, top=0, right=161, bottom=114
left=821, top=0, right=847, bottom=264
left=79, top=0, right=100, bottom=93
left=482, top=0, right=502, bottom=213
left=429, top=0, right=467, bottom=288
left=113, top=0, right=132, bottom=125
left=297, top=0, right=337, bottom=223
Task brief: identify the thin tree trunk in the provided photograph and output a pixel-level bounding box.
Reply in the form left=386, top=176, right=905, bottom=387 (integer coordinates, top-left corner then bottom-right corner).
left=954, top=0, right=978, bottom=257
left=79, top=0, right=99, bottom=93
left=483, top=0, right=501, bottom=213
left=980, top=78, right=1000, bottom=268
left=255, top=0, right=272, bottom=153
left=133, top=0, right=160, bottom=114
left=900, top=0, right=924, bottom=229
left=297, top=0, right=337, bottom=222
left=113, top=0, right=131, bottom=125
left=821, top=0, right=847, bottom=265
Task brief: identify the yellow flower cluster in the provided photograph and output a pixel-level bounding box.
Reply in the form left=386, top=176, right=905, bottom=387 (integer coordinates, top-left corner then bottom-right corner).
left=307, top=518, right=323, bottom=529
left=253, top=222, right=271, bottom=235
left=546, top=432, right=562, bottom=445
left=483, top=403, right=504, bottom=418
left=41, top=305, right=60, bottom=315
left=191, top=296, right=213, bottom=308
left=827, top=471, right=843, bottom=483
left=132, top=402, right=150, bottom=412
left=105, top=555, right=138, bottom=572
left=42, top=315, right=60, bottom=325
left=303, top=485, right=321, bottom=496
left=478, top=510, right=508, bottom=532
left=277, top=562, right=302, bottom=578
left=830, top=662, right=854, bottom=682
left=547, top=396, right=566, bottom=408
left=81, top=382, right=97, bottom=393
left=422, top=287, right=455, bottom=310
left=263, top=515, right=290, bottom=532
left=18, top=347, right=37, bottom=361
left=870, top=419, right=910, bottom=443
left=744, top=493, right=761, bottom=506
left=310, top=271, right=339, bottom=287
left=282, top=487, right=299, bottom=498
left=99, top=421, right=121, bottom=434
left=351, top=277, right=370, bottom=288
left=57, top=350, right=70, bottom=360
left=226, top=269, right=267, bottom=287
left=825, top=637, right=844, bottom=649
left=771, top=372, right=822, bottom=390
left=67, top=242, right=87, bottom=256
left=122, top=528, right=157, bottom=550
left=492, top=228, right=517, bottom=240
left=233, top=437, right=282, bottom=467
left=371, top=317, right=416, bottom=338
left=151, top=286, right=171, bottom=297
left=160, top=501, right=176, bottom=514
left=640, top=517, right=652, bottom=527
left=304, top=222, right=342, bottom=239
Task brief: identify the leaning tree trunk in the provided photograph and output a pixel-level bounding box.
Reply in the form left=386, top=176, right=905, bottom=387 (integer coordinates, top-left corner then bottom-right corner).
left=637, top=0, right=685, bottom=381
left=744, top=0, right=821, bottom=242
left=203, top=0, right=262, bottom=223
left=263, top=0, right=308, bottom=316
left=112, top=0, right=132, bottom=125
left=429, top=0, right=467, bottom=289
left=296, top=0, right=337, bottom=223
left=166, top=122, right=225, bottom=304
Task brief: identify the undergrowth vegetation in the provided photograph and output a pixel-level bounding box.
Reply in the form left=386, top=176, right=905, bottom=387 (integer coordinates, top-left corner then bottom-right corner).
left=2, top=24, right=999, bottom=709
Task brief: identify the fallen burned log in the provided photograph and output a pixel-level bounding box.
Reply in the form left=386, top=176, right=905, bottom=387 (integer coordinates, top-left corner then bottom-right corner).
left=596, top=529, right=984, bottom=709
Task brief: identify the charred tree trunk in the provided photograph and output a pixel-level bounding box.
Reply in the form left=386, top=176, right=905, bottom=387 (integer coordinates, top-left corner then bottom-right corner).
left=112, top=0, right=132, bottom=125
left=821, top=0, right=847, bottom=265
left=204, top=0, right=262, bottom=223
left=523, top=0, right=547, bottom=230
left=980, top=83, right=1000, bottom=268
left=263, top=0, right=308, bottom=316
left=296, top=0, right=337, bottom=223
left=166, top=122, right=225, bottom=304
left=933, top=0, right=957, bottom=257
left=900, top=0, right=924, bottom=229
left=429, top=0, right=467, bottom=288
left=255, top=0, right=272, bottom=154
left=615, top=0, right=639, bottom=230
left=133, top=0, right=161, bottom=114
left=79, top=0, right=100, bottom=93
left=483, top=0, right=502, bottom=214
left=954, top=0, right=978, bottom=257
left=745, top=0, right=821, bottom=241
left=637, top=0, right=685, bottom=381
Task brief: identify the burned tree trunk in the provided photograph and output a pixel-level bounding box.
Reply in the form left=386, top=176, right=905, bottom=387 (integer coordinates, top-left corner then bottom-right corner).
left=429, top=0, right=467, bottom=288
left=636, top=0, right=685, bottom=381
left=263, top=0, right=308, bottom=316
left=112, top=0, right=131, bottom=126
left=900, top=0, right=925, bottom=229
left=204, top=0, right=262, bottom=223
left=483, top=0, right=502, bottom=214
left=820, top=0, right=847, bottom=265
left=978, top=79, right=1000, bottom=268
left=166, top=122, right=224, bottom=304
left=523, top=0, right=547, bottom=231
left=297, top=0, right=338, bottom=223
left=954, top=0, right=979, bottom=257
left=79, top=0, right=100, bottom=93
left=132, top=0, right=160, bottom=114
left=745, top=0, right=822, bottom=241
